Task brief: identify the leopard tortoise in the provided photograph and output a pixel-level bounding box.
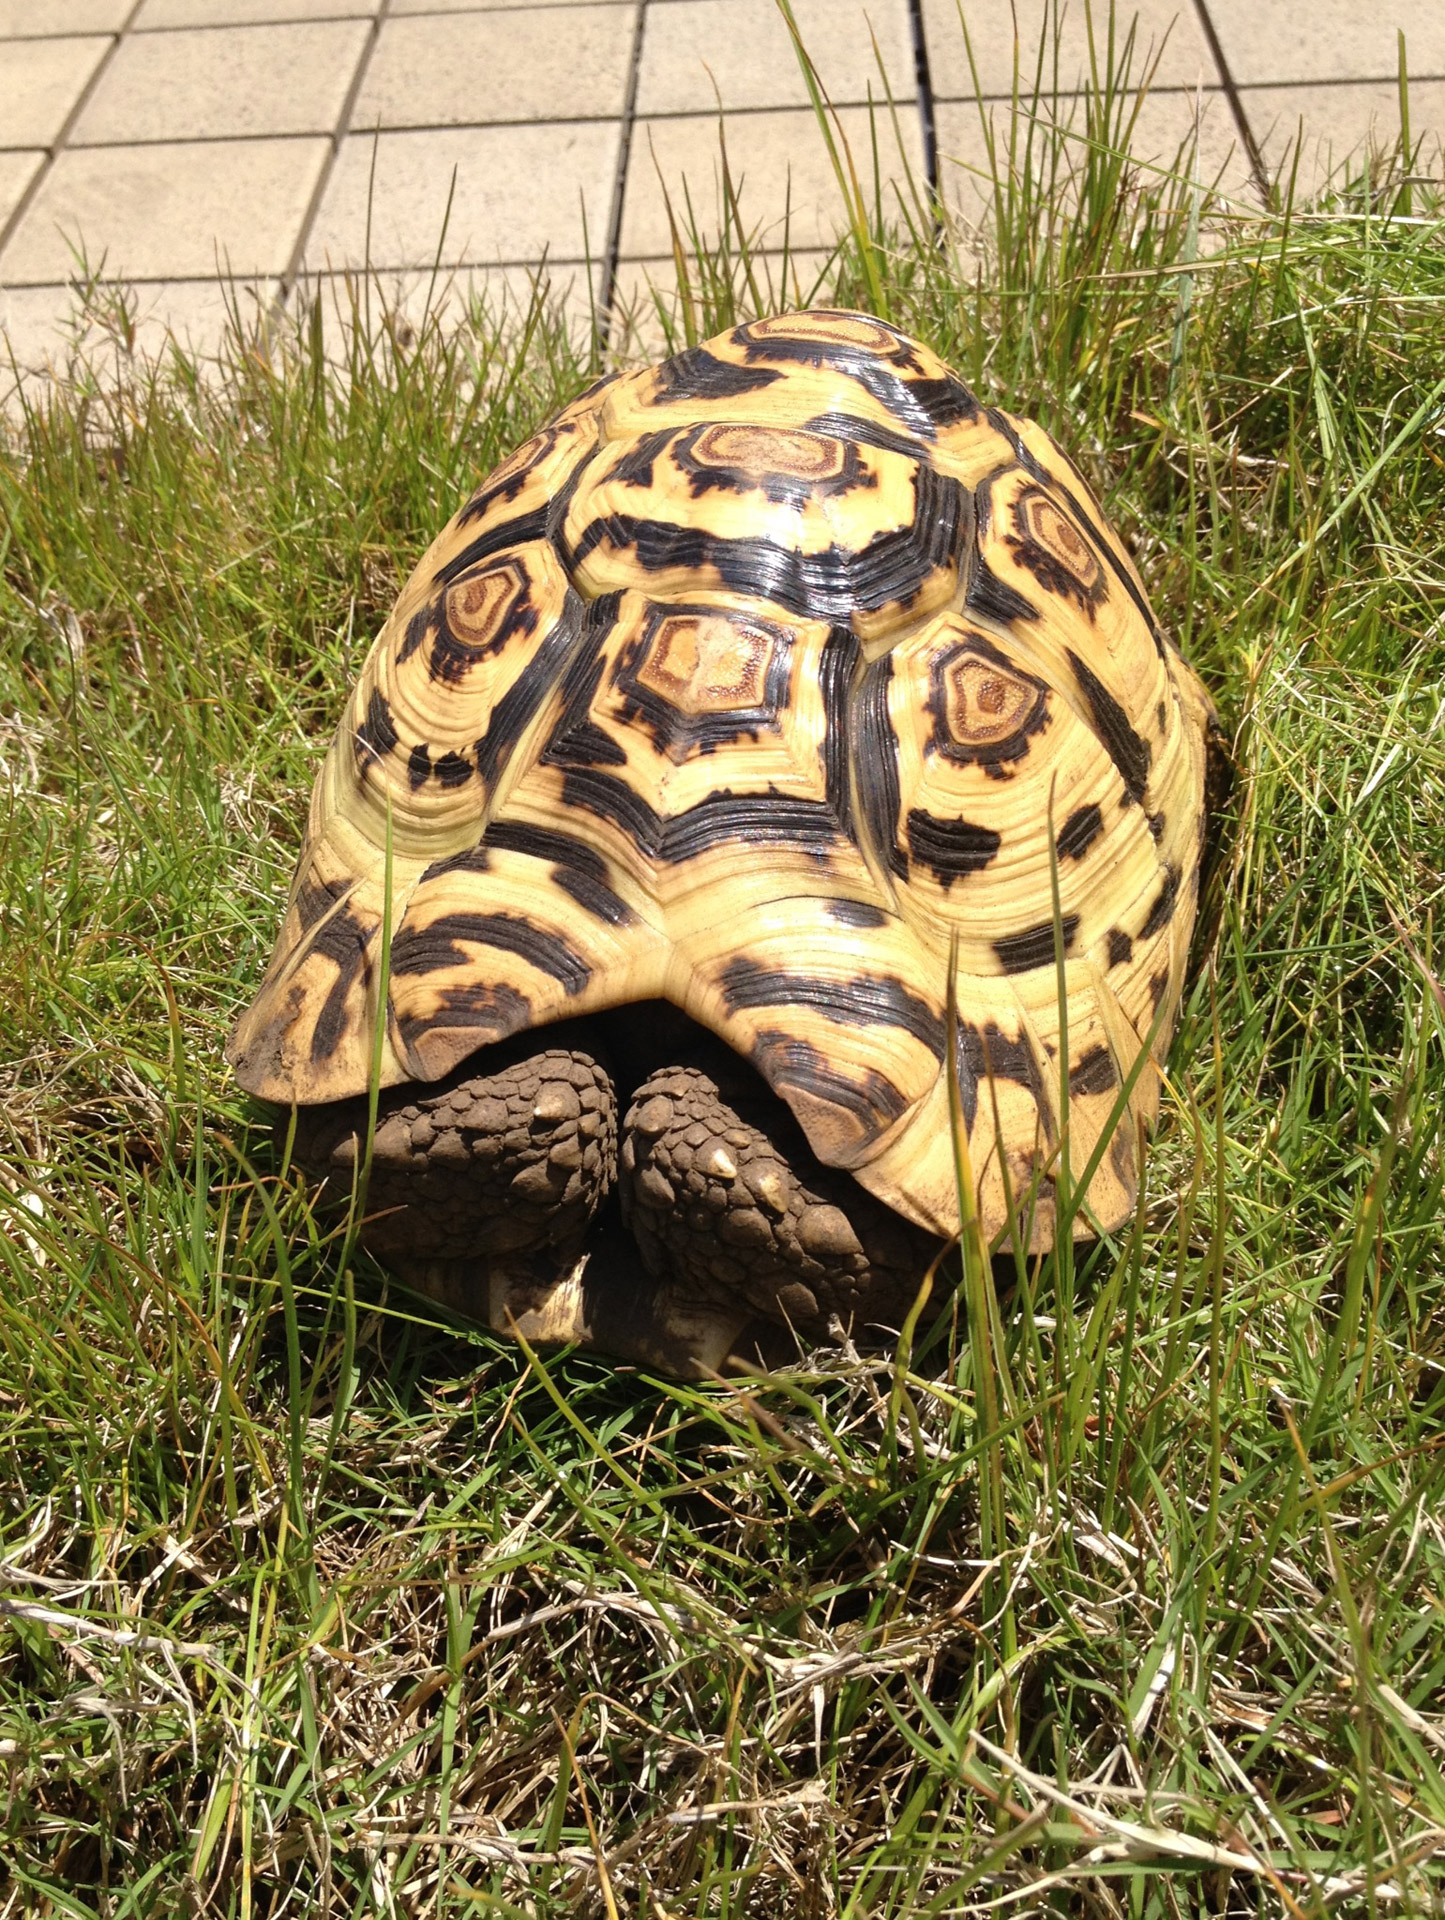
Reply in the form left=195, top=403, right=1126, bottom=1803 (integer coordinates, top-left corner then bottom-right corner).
left=228, top=309, right=1224, bottom=1375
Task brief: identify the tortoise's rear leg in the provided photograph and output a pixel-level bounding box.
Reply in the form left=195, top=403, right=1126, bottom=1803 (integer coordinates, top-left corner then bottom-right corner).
left=291, top=1047, right=618, bottom=1334
left=291, top=1047, right=757, bottom=1372
left=619, top=1065, right=940, bottom=1353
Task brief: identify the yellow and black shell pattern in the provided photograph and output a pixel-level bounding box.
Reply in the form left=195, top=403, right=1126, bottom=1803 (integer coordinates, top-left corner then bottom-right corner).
left=228, top=309, right=1221, bottom=1247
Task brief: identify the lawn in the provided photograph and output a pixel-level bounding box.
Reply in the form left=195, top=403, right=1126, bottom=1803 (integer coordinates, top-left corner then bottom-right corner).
left=1, top=33, right=1444, bottom=1919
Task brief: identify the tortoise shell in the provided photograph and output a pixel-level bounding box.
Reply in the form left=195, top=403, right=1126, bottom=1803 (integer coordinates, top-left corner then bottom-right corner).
left=228, top=309, right=1220, bottom=1247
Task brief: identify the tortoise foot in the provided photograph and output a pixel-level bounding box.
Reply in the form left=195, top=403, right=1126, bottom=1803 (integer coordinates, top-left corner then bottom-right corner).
left=291, top=1047, right=618, bottom=1264
left=388, top=1232, right=777, bottom=1378
left=619, top=1065, right=939, bottom=1344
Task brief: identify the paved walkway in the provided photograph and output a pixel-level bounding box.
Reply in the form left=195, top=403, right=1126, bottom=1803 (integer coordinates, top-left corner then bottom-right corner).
left=1, top=0, right=1442, bottom=375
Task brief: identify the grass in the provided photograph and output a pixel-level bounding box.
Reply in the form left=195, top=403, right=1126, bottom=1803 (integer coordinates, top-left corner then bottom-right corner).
left=2, top=15, right=1445, bottom=1914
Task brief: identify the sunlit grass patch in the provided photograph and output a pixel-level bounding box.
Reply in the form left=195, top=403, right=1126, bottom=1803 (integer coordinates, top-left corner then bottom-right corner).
left=2, top=14, right=1444, bottom=1913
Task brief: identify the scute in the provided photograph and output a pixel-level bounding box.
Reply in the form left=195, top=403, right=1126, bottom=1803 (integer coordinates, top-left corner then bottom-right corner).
left=561, top=415, right=969, bottom=640
left=228, top=308, right=1221, bottom=1251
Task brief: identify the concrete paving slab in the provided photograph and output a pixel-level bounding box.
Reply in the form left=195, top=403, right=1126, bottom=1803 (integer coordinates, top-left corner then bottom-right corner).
left=1206, top=0, right=1445, bottom=87
left=1248, top=80, right=1445, bottom=191
left=0, top=136, right=328, bottom=283
left=635, top=0, right=914, bottom=116
left=0, top=151, right=43, bottom=230
left=620, top=103, right=927, bottom=257
left=135, top=0, right=377, bottom=25
left=0, top=0, right=127, bottom=33
left=924, top=0, right=1218, bottom=100
left=71, top=20, right=371, bottom=144
left=0, top=35, right=110, bottom=148
left=0, top=275, right=277, bottom=381
left=306, top=120, right=622, bottom=270
left=355, top=5, right=637, bottom=130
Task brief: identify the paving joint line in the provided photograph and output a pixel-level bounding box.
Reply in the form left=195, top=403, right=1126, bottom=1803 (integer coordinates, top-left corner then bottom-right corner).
left=107, top=14, right=377, bottom=36
left=0, top=79, right=1286, bottom=167
left=1234, top=72, right=1445, bottom=89
left=279, top=0, right=395, bottom=306
left=45, top=132, right=338, bottom=153
left=0, top=0, right=148, bottom=273
left=92, top=0, right=644, bottom=35
left=4, top=247, right=829, bottom=298
left=0, top=28, right=128, bottom=44
left=907, top=0, right=941, bottom=212
left=1189, top=0, right=1271, bottom=203
left=29, top=97, right=949, bottom=149
left=597, top=0, right=649, bottom=354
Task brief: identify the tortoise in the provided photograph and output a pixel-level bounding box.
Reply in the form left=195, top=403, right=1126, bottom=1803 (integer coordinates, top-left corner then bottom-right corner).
left=228, top=308, right=1224, bottom=1376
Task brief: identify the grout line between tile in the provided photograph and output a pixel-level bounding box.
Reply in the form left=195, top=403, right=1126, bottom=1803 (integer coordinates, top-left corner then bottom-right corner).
left=1189, top=0, right=1270, bottom=201
left=1234, top=72, right=1445, bottom=90
left=1, top=243, right=856, bottom=306
left=0, top=28, right=129, bottom=43
left=597, top=0, right=648, bottom=350
left=1, top=81, right=1291, bottom=175
left=907, top=0, right=939, bottom=208
left=29, top=131, right=345, bottom=155
left=130, top=10, right=380, bottom=31
left=31, top=99, right=951, bottom=148
left=113, top=0, right=639, bottom=32
left=0, top=0, right=148, bottom=271
left=279, top=0, right=393, bottom=301
left=2, top=263, right=581, bottom=295
left=930, top=81, right=1237, bottom=105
